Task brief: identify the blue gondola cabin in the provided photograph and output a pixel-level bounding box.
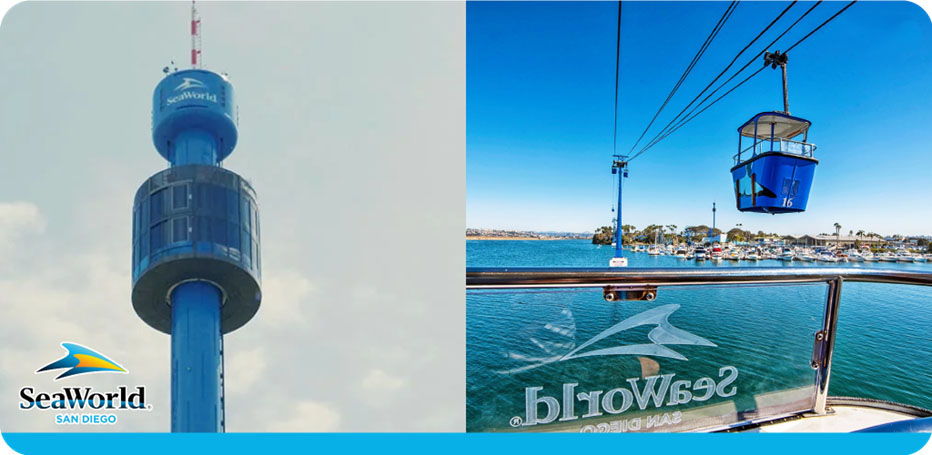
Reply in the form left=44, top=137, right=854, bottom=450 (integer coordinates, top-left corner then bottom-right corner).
left=731, top=112, right=818, bottom=214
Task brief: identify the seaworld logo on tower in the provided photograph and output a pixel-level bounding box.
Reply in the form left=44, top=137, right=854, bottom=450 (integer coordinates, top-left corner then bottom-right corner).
left=166, top=77, right=218, bottom=105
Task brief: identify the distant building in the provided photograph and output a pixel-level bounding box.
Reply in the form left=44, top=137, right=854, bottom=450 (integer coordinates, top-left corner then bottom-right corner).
left=702, top=234, right=727, bottom=244
left=753, top=237, right=781, bottom=245
left=782, top=234, right=882, bottom=247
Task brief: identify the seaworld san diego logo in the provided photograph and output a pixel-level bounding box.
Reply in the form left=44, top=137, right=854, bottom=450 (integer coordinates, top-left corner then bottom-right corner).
left=19, top=342, right=150, bottom=425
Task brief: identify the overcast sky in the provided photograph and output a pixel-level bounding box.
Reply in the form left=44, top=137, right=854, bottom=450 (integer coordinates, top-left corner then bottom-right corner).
left=0, top=2, right=464, bottom=432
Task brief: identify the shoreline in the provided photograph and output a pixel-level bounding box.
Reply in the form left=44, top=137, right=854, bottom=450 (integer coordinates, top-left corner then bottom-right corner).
left=467, top=236, right=582, bottom=241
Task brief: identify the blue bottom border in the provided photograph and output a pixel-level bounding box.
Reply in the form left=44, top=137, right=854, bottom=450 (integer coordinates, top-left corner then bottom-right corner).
left=2, top=433, right=930, bottom=455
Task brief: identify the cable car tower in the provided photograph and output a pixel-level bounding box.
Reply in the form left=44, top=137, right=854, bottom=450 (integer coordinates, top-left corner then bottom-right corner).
left=710, top=202, right=716, bottom=239
left=731, top=51, right=819, bottom=214
left=610, top=156, right=628, bottom=267
left=131, top=2, right=261, bottom=432
left=607, top=1, right=627, bottom=267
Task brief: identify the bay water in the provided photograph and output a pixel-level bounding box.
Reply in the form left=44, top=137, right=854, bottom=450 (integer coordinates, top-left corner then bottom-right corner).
left=466, top=239, right=932, bottom=431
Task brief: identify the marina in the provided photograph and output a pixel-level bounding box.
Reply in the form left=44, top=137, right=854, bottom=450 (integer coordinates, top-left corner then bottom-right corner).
left=604, top=243, right=932, bottom=264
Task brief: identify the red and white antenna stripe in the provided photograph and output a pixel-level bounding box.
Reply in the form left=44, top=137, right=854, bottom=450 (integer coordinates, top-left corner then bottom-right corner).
left=191, top=0, right=202, bottom=68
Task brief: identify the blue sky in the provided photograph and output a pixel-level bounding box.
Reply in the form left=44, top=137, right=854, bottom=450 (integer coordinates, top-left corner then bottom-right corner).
left=467, top=1, right=932, bottom=236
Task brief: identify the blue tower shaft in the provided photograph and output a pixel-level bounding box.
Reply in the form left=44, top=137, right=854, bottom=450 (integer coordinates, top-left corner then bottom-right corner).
left=170, top=281, right=223, bottom=432
left=172, top=129, right=219, bottom=165
left=167, top=118, right=224, bottom=432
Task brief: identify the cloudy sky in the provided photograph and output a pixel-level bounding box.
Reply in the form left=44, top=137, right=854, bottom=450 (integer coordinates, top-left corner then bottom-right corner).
left=0, top=2, right=464, bottom=432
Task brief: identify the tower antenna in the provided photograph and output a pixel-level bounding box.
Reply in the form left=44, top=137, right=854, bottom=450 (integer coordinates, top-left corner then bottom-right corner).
left=191, top=0, right=202, bottom=68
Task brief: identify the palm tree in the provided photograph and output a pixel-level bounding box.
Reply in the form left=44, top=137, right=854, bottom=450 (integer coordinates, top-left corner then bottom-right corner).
left=856, top=229, right=865, bottom=248
left=834, top=223, right=841, bottom=247
left=666, top=224, right=678, bottom=244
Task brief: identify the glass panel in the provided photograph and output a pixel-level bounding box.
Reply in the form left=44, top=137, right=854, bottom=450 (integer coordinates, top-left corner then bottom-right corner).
left=140, top=199, right=148, bottom=232
left=466, top=283, right=826, bottom=433
left=226, top=188, right=239, bottom=223
left=211, top=185, right=226, bottom=215
left=252, top=205, right=258, bottom=239
left=227, top=221, right=240, bottom=250
left=150, top=188, right=166, bottom=223
left=172, top=184, right=189, bottom=209
left=210, top=217, right=227, bottom=245
left=196, top=183, right=210, bottom=210
left=140, top=231, right=149, bottom=258
left=252, top=240, right=258, bottom=269
left=172, top=217, right=189, bottom=243
left=241, top=229, right=251, bottom=261
left=255, top=240, right=261, bottom=276
left=149, top=221, right=167, bottom=253
left=242, top=198, right=252, bottom=231
left=830, top=282, right=932, bottom=410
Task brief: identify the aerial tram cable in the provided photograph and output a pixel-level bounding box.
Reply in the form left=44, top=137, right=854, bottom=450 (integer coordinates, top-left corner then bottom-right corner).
left=636, top=1, right=822, bottom=155
left=610, top=0, right=621, bottom=216
left=782, top=1, right=857, bottom=53
left=630, top=1, right=800, bottom=158
left=627, top=0, right=739, bottom=154
left=633, top=0, right=854, bottom=158
left=639, top=1, right=855, bottom=155
left=611, top=0, right=622, bottom=157
left=646, top=66, right=767, bottom=151
left=632, top=1, right=822, bottom=159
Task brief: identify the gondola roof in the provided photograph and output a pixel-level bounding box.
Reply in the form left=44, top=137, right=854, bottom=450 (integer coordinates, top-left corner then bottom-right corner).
left=738, top=111, right=811, bottom=140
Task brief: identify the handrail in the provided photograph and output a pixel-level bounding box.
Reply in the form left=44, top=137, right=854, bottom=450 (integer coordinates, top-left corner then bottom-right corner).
left=733, top=138, right=817, bottom=164
left=466, top=267, right=932, bottom=288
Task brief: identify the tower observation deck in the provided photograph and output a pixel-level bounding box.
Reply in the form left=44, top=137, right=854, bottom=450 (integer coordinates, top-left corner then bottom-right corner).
left=131, top=68, right=261, bottom=432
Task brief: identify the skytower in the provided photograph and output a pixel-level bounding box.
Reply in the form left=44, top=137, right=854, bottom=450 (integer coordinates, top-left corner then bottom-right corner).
left=130, top=4, right=261, bottom=432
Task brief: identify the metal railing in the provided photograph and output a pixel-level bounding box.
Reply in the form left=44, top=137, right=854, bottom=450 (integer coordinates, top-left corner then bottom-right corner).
left=467, top=267, right=932, bottom=419
left=734, top=138, right=817, bottom=165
